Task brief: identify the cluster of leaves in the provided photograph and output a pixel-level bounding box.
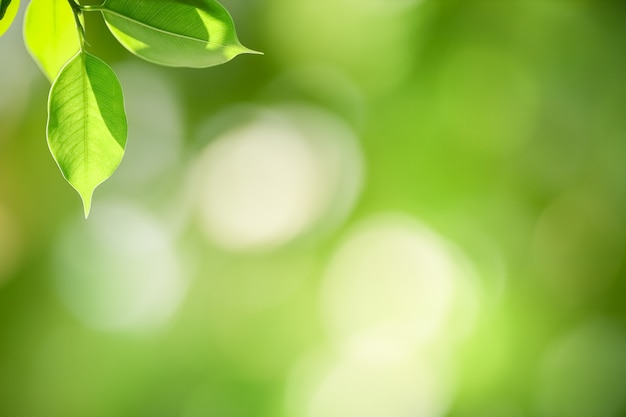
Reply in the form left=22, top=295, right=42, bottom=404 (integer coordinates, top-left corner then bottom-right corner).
left=0, top=0, right=258, bottom=216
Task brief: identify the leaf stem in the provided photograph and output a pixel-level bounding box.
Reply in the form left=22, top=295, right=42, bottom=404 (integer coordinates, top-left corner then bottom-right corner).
left=68, top=0, right=86, bottom=50
left=79, top=4, right=105, bottom=11
left=73, top=0, right=107, bottom=12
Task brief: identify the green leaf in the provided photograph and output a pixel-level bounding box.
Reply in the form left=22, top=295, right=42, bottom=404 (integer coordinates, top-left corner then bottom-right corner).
left=47, top=52, right=127, bottom=217
left=0, top=0, right=19, bottom=37
left=0, top=0, right=11, bottom=19
left=24, top=0, right=81, bottom=81
left=101, top=0, right=260, bottom=68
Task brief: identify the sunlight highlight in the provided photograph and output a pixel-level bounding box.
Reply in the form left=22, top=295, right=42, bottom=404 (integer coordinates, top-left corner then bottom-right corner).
left=52, top=202, right=187, bottom=331
left=321, top=213, right=478, bottom=348
left=192, top=105, right=363, bottom=251
left=288, top=347, right=453, bottom=417
left=286, top=213, right=478, bottom=417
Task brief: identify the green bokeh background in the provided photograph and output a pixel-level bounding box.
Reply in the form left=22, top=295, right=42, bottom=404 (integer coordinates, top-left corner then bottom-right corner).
left=1, top=1, right=626, bottom=416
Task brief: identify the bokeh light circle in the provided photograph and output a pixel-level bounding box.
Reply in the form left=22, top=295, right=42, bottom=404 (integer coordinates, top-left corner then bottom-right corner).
left=321, top=213, right=479, bottom=348
left=191, top=105, right=364, bottom=252
left=52, top=202, right=187, bottom=332
left=287, top=347, right=453, bottom=417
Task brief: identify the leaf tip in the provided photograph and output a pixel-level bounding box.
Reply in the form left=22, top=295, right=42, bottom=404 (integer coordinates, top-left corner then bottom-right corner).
left=243, top=47, right=263, bottom=56
left=227, top=40, right=263, bottom=58
left=80, top=190, right=93, bottom=219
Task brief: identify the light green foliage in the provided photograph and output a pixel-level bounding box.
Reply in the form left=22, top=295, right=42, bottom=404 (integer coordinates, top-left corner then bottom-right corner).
left=101, top=0, right=259, bottom=67
left=24, top=0, right=81, bottom=81
left=0, top=0, right=18, bottom=37
left=47, top=51, right=127, bottom=218
left=0, top=0, right=258, bottom=216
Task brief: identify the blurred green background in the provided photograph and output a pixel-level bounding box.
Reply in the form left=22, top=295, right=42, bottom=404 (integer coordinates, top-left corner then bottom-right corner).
left=2, top=0, right=626, bottom=416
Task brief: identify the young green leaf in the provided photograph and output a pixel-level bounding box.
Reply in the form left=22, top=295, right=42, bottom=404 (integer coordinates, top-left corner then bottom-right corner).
left=100, top=0, right=260, bottom=68
left=24, top=0, right=81, bottom=81
left=47, top=52, right=127, bottom=217
left=0, top=0, right=19, bottom=37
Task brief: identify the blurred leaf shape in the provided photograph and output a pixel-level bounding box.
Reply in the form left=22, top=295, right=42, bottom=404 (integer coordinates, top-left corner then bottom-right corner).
left=101, top=0, right=260, bottom=67
left=0, top=0, right=18, bottom=37
left=47, top=52, right=127, bottom=217
left=24, top=0, right=81, bottom=81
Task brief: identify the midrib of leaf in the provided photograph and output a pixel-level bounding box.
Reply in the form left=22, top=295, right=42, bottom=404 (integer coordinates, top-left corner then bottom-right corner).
left=103, top=10, right=230, bottom=48
left=81, top=52, right=89, bottom=182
